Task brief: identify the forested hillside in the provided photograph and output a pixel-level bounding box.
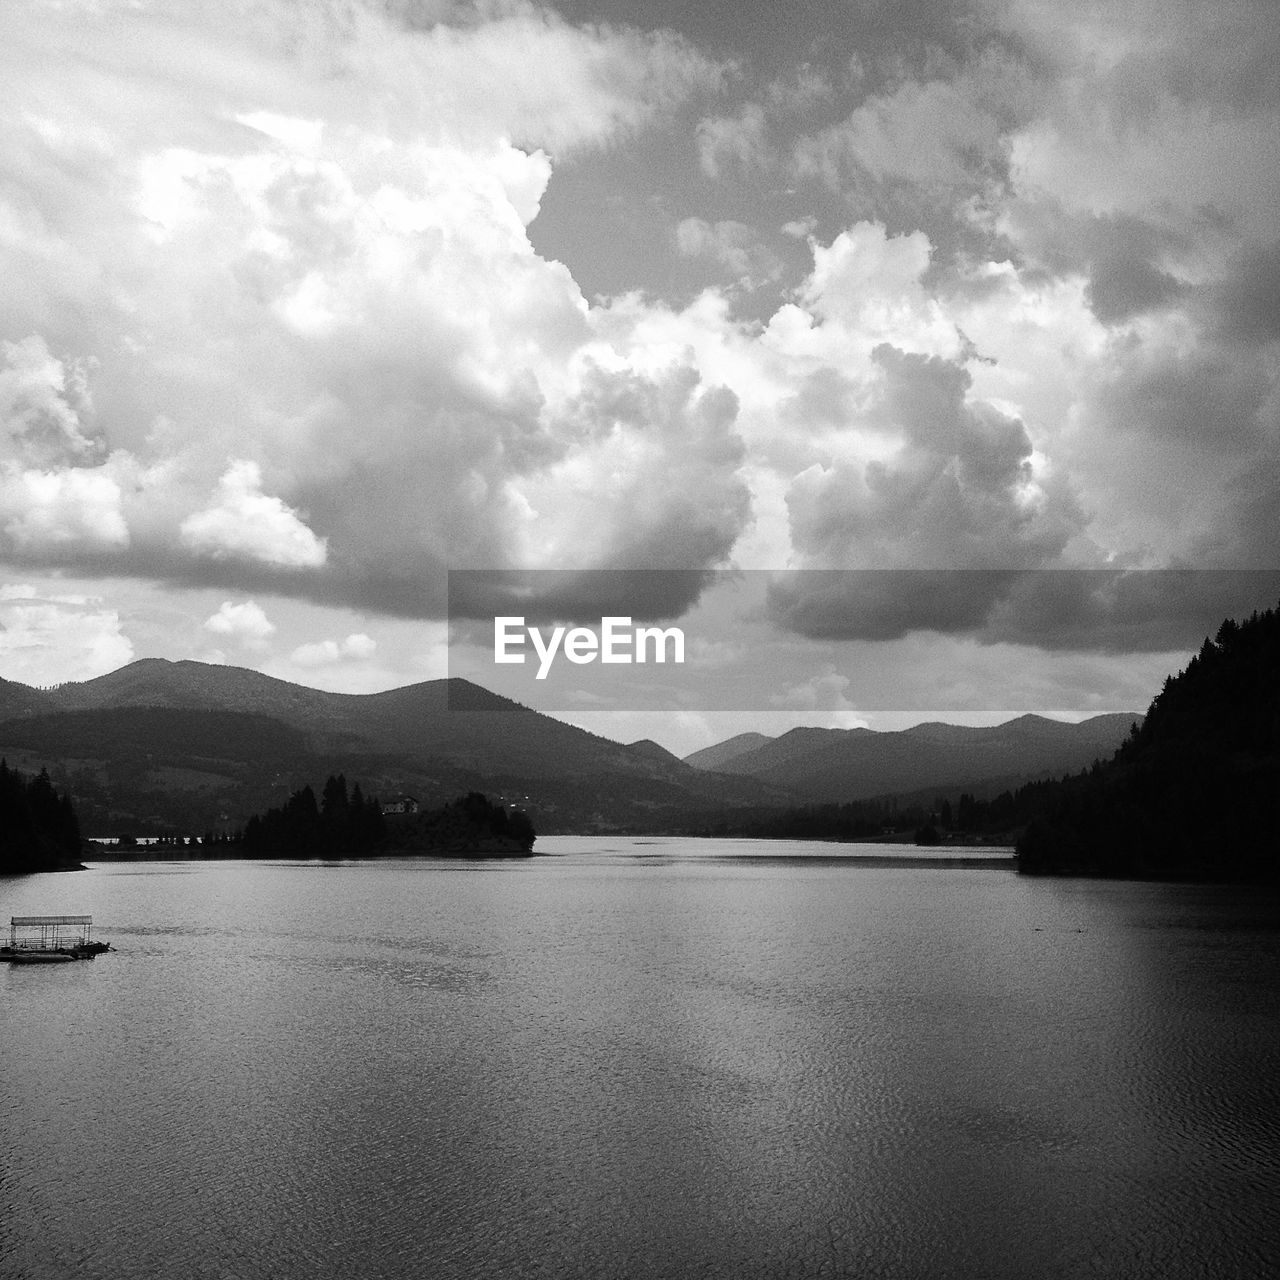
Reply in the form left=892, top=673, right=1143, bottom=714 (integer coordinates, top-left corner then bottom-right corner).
left=1018, top=605, right=1280, bottom=882
left=1, top=760, right=83, bottom=873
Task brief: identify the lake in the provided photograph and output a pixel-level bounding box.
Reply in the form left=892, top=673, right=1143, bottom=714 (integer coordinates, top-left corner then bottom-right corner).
left=3, top=838, right=1278, bottom=1278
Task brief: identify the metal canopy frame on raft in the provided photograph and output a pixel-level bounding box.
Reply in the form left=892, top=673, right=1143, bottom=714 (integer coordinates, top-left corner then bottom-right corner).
left=7, top=915, right=95, bottom=951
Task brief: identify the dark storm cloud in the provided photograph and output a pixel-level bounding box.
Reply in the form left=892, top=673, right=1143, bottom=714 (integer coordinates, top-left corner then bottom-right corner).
left=1075, top=0, right=1280, bottom=122
left=766, top=569, right=1280, bottom=652
left=448, top=567, right=718, bottom=625
left=1083, top=222, right=1187, bottom=325
left=1087, top=257, right=1183, bottom=326
left=1096, top=346, right=1272, bottom=454
left=1190, top=460, right=1280, bottom=568
left=987, top=207, right=1190, bottom=325
left=550, top=0, right=1006, bottom=73
left=982, top=570, right=1280, bottom=651
left=766, top=569, right=1019, bottom=641
left=1215, top=239, right=1280, bottom=344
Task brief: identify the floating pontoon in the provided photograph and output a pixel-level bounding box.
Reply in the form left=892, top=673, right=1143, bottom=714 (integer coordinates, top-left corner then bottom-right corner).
left=1, top=915, right=110, bottom=963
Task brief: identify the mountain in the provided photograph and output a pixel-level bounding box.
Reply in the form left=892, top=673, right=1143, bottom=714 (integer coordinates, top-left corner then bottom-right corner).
left=0, top=676, right=54, bottom=719
left=626, top=739, right=688, bottom=768
left=705, top=726, right=853, bottom=778
left=683, top=732, right=774, bottom=771
left=36, top=658, right=667, bottom=778
left=0, top=660, right=786, bottom=834
left=0, top=657, right=1142, bottom=839
left=689, top=713, right=1141, bottom=802
left=1018, top=605, right=1280, bottom=882
left=49, top=658, right=337, bottom=724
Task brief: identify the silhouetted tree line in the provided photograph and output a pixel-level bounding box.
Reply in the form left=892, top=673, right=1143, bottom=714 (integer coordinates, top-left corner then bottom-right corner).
left=1, top=759, right=82, bottom=872
left=710, top=788, right=1044, bottom=843
left=382, top=791, right=536, bottom=854
left=1018, top=603, right=1280, bottom=882
left=734, top=800, right=892, bottom=840
left=241, top=774, right=387, bottom=855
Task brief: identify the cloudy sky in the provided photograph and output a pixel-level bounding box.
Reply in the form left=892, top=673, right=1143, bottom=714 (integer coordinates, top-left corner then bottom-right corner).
left=1, top=0, right=1278, bottom=752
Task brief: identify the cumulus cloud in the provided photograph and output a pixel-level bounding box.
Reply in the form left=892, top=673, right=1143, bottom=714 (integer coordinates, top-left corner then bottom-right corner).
left=3, top=0, right=1279, bottom=674
left=514, top=358, right=749, bottom=574
left=290, top=632, right=377, bottom=667
left=767, top=667, right=869, bottom=728
left=181, top=462, right=327, bottom=568
left=0, top=335, right=127, bottom=556
left=0, top=0, right=747, bottom=617
left=1003, top=0, right=1280, bottom=241
left=785, top=344, right=1082, bottom=570
left=0, top=466, right=129, bottom=554
left=0, top=336, right=101, bottom=467
left=0, top=586, right=134, bottom=684
left=203, top=599, right=277, bottom=649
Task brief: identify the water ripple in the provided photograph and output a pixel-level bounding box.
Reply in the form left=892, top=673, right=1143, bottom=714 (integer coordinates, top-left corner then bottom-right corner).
left=3, top=853, right=1278, bottom=1279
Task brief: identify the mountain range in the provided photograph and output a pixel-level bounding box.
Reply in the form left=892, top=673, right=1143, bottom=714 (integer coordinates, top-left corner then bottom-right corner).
left=0, top=660, right=788, bottom=834
left=682, top=713, right=1142, bottom=802
left=0, top=659, right=1140, bottom=835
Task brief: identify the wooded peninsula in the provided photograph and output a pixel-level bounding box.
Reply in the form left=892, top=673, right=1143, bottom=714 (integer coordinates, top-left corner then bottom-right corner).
left=2, top=774, right=535, bottom=871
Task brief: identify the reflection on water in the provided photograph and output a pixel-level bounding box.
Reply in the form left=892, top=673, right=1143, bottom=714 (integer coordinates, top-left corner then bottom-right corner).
left=2, top=839, right=1278, bottom=1279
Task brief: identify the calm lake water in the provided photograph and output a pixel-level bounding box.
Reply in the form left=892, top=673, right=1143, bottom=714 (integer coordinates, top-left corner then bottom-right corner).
left=3, top=838, right=1278, bottom=1279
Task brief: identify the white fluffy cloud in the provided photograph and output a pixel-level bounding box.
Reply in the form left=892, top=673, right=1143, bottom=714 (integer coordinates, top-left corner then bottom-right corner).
left=181, top=462, right=326, bottom=569
left=0, top=334, right=127, bottom=555
left=0, top=585, right=134, bottom=684
left=0, top=466, right=129, bottom=554
left=0, top=335, right=100, bottom=467
left=767, top=668, right=870, bottom=728
left=2, top=0, right=1278, bottom=667
left=203, top=599, right=277, bottom=649
left=0, top=0, right=744, bottom=612
left=290, top=632, right=376, bottom=667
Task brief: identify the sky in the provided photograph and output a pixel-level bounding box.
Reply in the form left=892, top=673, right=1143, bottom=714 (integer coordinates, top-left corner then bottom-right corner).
left=1, top=0, right=1278, bottom=754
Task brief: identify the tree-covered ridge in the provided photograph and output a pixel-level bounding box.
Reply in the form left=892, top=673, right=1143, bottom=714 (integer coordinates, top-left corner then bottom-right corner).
left=0, top=706, right=309, bottom=759
left=689, top=777, right=1098, bottom=844
left=1130, top=609, right=1279, bottom=756
left=241, top=774, right=387, bottom=855
left=1018, top=603, right=1280, bottom=882
left=0, top=759, right=83, bottom=872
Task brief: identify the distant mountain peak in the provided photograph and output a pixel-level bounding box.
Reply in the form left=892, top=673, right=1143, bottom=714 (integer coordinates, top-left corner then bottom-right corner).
left=626, top=738, right=685, bottom=766
left=682, top=731, right=775, bottom=772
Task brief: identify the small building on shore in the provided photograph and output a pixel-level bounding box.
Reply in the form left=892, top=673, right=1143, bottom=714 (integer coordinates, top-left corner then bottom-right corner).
left=382, top=796, right=419, bottom=815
